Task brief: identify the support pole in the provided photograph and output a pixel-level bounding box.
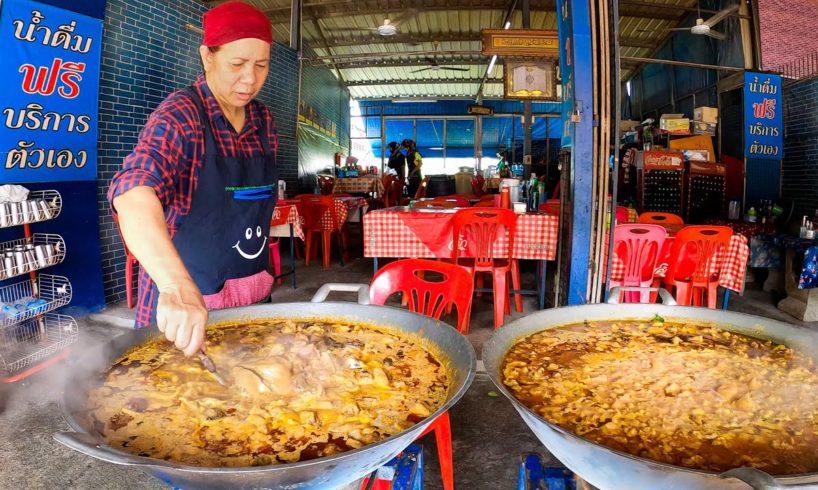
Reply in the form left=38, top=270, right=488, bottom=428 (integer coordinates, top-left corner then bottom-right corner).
left=523, top=0, right=532, bottom=167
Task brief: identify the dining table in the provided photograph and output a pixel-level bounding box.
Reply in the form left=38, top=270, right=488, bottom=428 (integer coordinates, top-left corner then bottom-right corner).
left=269, top=196, right=368, bottom=287
left=332, top=175, right=384, bottom=196
left=363, top=206, right=560, bottom=309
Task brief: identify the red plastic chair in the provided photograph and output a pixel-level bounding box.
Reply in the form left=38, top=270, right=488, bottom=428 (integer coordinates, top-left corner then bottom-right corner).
left=451, top=208, right=520, bottom=329
left=317, top=174, right=335, bottom=195
left=369, top=259, right=474, bottom=490
left=539, top=199, right=560, bottom=215
left=297, top=195, right=348, bottom=269
left=639, top=212, right=684, bottom=225
left=385, top=177, right=406, bottom=208
left=268, top=238, right=281, bottom=284
left=471, top=175, right=486, bottom=196
left=370, top=258, right=474, bottom=333
left=414, top=176, right=430, bottom=199
left=615, top=206, right=631, bottom=223
left=663, top=225, right=732, bottom=308
left=112, top=214, right=138, bottom=308
left=609, top=224, right=666, bottom=303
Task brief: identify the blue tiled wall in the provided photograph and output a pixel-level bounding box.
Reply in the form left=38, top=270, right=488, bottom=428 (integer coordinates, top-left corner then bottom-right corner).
left=296, top=59, right=350, bottom=189
left=97, top=0, right=299, bottom=304
left=781, top=77, right=818, bottom=217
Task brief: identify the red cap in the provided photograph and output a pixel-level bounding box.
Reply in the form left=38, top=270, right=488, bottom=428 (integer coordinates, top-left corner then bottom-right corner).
left=202, top=1, right=273, bottom=47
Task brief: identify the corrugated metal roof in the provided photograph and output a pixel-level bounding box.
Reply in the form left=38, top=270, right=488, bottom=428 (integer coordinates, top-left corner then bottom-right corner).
left=202, top=0, right=713, bottom=99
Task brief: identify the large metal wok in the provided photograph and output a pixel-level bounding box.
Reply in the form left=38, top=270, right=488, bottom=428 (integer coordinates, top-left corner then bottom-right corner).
left=54, top=285, right=476, bottom=490
left=484, top=288, right=818, bottom=490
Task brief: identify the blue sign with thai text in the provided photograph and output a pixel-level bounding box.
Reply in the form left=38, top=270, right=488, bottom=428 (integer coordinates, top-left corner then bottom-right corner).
left=744, top=71, right=782, bottom=161
left=556, top=0, right=573, bottom=149
left=0, top=0, right=102, bottom=183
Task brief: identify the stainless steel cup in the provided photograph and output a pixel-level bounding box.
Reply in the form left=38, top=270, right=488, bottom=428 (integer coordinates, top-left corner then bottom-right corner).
left=12, top=250, right=25, bottom=276
left=23, top=249, right=36, bottom=272
left=0, top=203, right=9, bottom=227
left=3, top=254, right=13, bottom=277
left=34, top=245, right=49, bottom=269
left=43, top=243, right=55, bottom=265
left=37, top=199, right=52, bottom=220
left=22, top=200, right=36, bottom=223
left=8, top=202, right=22, bottom=225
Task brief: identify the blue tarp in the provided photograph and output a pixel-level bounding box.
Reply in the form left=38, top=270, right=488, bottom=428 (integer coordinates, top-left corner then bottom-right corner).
left=358, top=100, right=562, bottom=161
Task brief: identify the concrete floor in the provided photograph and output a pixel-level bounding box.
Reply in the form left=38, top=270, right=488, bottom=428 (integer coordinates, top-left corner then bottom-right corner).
left=1, top=257, right=816, bottom=490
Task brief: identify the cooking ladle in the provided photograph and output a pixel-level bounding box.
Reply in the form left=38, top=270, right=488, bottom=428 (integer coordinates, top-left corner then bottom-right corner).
left=196, top=350, right=227, bottom=386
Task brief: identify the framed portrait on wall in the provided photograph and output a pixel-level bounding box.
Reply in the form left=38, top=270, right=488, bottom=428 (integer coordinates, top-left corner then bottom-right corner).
left=504, top=60, right=559, bottom=100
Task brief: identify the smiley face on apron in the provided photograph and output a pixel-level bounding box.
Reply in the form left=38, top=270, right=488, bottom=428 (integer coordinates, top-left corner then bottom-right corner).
left=233, top=225, right=268, bottom=260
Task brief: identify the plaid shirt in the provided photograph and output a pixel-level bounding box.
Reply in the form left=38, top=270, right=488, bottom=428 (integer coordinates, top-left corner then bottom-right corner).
left=108, top=74, right=278, bottom=327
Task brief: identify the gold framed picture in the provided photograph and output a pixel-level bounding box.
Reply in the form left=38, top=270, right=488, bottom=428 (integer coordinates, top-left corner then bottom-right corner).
left=504, top=60, right=558, bottom=100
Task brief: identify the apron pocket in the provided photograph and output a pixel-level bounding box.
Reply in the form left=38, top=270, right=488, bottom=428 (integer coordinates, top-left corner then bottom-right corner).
left=203, top=270, right=274, bottom=310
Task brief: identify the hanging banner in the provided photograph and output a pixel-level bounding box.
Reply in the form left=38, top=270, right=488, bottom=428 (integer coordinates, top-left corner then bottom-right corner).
left=743, top=72, right=783, bottom=161
left=556, top=0, right=573, bottom=149
left=0, top=0, right=102, bottom=183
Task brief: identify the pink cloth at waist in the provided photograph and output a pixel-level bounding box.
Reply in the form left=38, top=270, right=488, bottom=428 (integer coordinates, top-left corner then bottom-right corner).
left=203, top=270, right=273, bottom=310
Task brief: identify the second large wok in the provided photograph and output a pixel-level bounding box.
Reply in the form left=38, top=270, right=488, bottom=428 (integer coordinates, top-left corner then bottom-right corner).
left=54, top=294, right=476, bottom=490
left=483, top=290, right=818, bottom=490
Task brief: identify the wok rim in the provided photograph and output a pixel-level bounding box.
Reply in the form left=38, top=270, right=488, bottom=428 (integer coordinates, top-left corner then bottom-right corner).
left=57, top=301, right=477, bottom=474
left=483, top=302, right=818, bottom=482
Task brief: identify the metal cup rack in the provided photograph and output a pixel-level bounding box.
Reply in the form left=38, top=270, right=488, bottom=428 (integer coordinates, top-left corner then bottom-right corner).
left=0, top=313, right=79, bottom=379
left=0, top=274, right=72, bottom=328
left=0, top=233, right=66, bottom=281
left=0, top=190, right=62, bottom=229
left=0, top=188, right=75, bottom=383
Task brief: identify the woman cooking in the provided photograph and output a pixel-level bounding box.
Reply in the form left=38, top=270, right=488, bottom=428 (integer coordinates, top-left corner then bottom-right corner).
left=108, top=1, right=278, bottom=357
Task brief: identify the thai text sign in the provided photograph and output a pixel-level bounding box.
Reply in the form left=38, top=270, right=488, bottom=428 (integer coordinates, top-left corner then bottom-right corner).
left=0, top=0, right=102, bottom=182
left=744, top=72, right=782, bottom=161
left=481, top=29, right=559, bottom=58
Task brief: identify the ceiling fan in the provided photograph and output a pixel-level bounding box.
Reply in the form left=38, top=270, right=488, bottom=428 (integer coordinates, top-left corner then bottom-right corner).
left=667, top=3, right=739, bottom=41
left=410, top=41, right=470, bottom=73
left=411, top=57, right=470, bottom=74
left=357, top=0, right=418, bottom=36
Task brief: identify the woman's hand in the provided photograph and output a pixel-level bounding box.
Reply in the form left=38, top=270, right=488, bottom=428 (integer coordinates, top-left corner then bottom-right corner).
left=157, top=278, right=208, bottom=357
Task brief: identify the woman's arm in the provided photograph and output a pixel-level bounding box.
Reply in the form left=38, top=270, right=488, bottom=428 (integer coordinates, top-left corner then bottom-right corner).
left=113, top=187, right=207, bottom=356
left=108, top=115, right=207, bottom=356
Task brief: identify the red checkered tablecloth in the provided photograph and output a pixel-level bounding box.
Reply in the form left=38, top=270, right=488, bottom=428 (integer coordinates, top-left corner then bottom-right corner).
left=270, top=203, right=304, bottom=239
left=363, top=208, right=559, bottom=260
left=609, top=234, right=748, bottom=293
left=279, top=196, right=367, bottom=231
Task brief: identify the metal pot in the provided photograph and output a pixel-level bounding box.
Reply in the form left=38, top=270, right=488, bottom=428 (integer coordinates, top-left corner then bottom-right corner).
left=54, top=285, right=476, bottom=490
left=484, top=288, right=818, bottom=490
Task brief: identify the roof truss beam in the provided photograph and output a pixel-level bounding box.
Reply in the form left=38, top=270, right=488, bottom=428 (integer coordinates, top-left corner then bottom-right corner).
left=264, top=0, right=553, bottom=24
left=345, top=77, right=502, bottom=87
left=306, top=32, right=657, bottom=50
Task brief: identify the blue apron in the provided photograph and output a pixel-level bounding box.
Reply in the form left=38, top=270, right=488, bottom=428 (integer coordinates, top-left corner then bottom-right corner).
left=147, top=87, right=277, bottom=323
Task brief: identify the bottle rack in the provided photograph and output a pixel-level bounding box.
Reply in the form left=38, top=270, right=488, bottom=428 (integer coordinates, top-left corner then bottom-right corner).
left=685, top=162, right=726, bottom=223
left=640, top=169, right=685, bottom=215
left=0, top=190, right=62, bottom=229
left=0, top=188, right=75, bottom=383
